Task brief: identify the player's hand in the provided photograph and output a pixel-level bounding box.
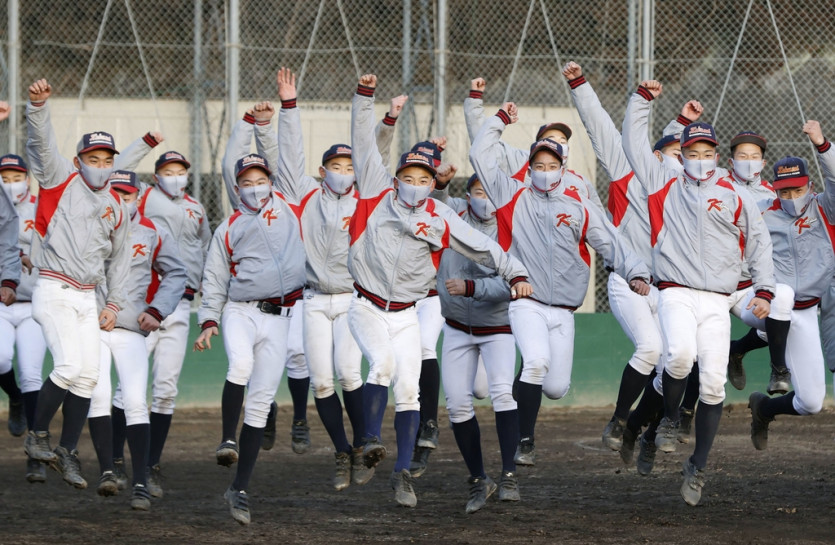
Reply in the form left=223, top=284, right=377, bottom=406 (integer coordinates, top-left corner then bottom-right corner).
left=510, top=281, right=533, bottom=299
left=639, top=80, right=662, bottom=98
left=277, top=67, right=297, bottom=101
left=0, top=286, right=16, bottom=306
left=470, top=78, right=486, bottom=92
left=561, top=61, right=582, bottom=81
left=389, top=95, right=408, bottom=118
left=429, top=136, right=447, bottom=151
left=21, top=255, right=33, bottom=274
left=0, top=101, right=10, bottom=123
left=253, top=101, right=275, bottom=123
left=359, top=74, right=377, bottom=89
left=29, top=79, right=52, bottom=103
left=99, top=308, right=117, bottom=331
left=445, top=278, right=467, bottom=296
left=681, top=100, right=703, bottom=121
left=747, top=297, right=771, bottom=320
left=629, top=278, right=651, bottom=296
left=194, top=326, right=218, bottom=352
left=803, top=120, right=825, bottom=146
left=435, top=163, right=457, bottom=186
left=137, top=311, right=161, bottom=332
left=500, top=102, right=519, bottom=124
left=148, top=131, right=164, bottom=144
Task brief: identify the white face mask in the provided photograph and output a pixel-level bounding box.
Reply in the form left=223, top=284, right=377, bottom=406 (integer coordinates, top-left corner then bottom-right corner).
left=323, top=170, right=355, bottom=195
left=156, top=174, right=188, bottom=199
left=682, top=157, right=717, bottom=181
left=530, top=169, right=562, bottom=192
left=662, top=154, right=684, bottom=174
left=732, top=159, right=763, bottom=182
left=239, top=184, right=272, bottom=211
left=779, top=189, right=814, bottom=217
left=468, top=195, right=496, bottom=221
left=78, top=161, right=114, bottom=190
left=559, top=143, right=569, bottom=161
left=396, top=180, right=433, bottom=208
left=126, top=201, right=138, bottom=219
left=2, top=180, right=29, bottom=204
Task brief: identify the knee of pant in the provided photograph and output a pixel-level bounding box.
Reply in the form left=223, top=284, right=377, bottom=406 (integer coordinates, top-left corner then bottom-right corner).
left=794, top=392, right=823, bottom=416
left=392, top=381, right=419, bottom=412
left=337, top=375, right=363, bottom=395
left=367, top=360, right=395, bottom=387
left=19, top=373, right=43, bottom=394
left=520, top=358, right=548, bottom=385
left=628, top=352, right=659, bottom=375
left=50, top=365, right=83, bottom=390
left=698, top=378, right=725, bottom=405
left=225, top=367, right=251, bottom=386
left=88, top=391, right=111, bottom=419
left=664, top=354, right=695, bottom=380
left=421, top=346, right=438, bottom=361
left=151, top=395, right=177, bottom=415
left=771, top=284, right=795, bottom=320
left=446, top=400, right=475, bottom=424
left=0, top=355, right=12, bottom=374
left=121, top=390, right=148, bottom=421
left=491, top=391, right=517, bottom=413
left=124, top=406, right=150, bottom=426
left=285, top=356, right=308, bottom=379
left=312, top=381, right=336, bottom=399
left=242, top=402, right=270, bottom=428
left=543, top=382, right=570, bottom=400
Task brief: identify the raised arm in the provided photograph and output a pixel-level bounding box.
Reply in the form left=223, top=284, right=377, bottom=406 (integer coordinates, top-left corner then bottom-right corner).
left=464, top=77, right=528, bottom=177
left=376, top=94, right=407, bottom=172
left=351, top=74, right=395, bottom=197
left=621, top=81, right=676, bottom=194
left=273, top=68, right=319, bottom=202
left=252, top=101, right=279, bottom=184
left=804, top=120, right=835, bottom=218
left=25, top=79, right=74, bottom=188
left=469, top=103, right=525, bottom=209
left=222, top=116, right=255, bottom=208
left=114, top=132, right=163, bottom=172
left=147, top=225, right=187, bottom=320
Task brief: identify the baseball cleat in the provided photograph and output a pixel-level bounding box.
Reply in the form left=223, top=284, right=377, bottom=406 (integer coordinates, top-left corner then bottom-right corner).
left=619, top=426, right=638, bottom=464
left=514, top=438, right=536, bottom=466
left=24, top=430, right=58, bottom=463
left=677, top=408, right=694, bottom=444
left=727, top=352, right=746, bottom=391
left=654, top=417, right=678, bottom=453
left=224, top=487, right=251, bottom=525
left=333, top=451, right=351, bottom=491
left=389, top=469, right=417, bottom=508
left=7, top=399, right=26, bottom=437
left=130, top=484, right=152, bottom=511
left=216, top=440, right=239, bottom=467
left=146, top=465, right=163, bottom=498
left=291, top=419, right=311, bottom=454
left=767, top=368, right=791, bottom=396
left=465, top=475, right=497, bottom=514
left=602, top=416, right=625, bottom=451
left=25, top=457, right=46, bottom=484
left=636, top=435, right=657, bottom=476
left=112, top=458, right=129, bottom=490
left=417, top=419, right=439, bottom=449
left=498, top=471, right=520, bottom=502
left=748, top=392, right=773, bottom=450
left=351, top=447, right=375, bottom=485
left=409, top=445, right=431, bottom=478
left=97, top=471, right=120, bottom=497
left=362, top=437, right=387, bottom=469
left=680, top=459, right=705, bottom=506
left=54, top=446, right=87, bottom=489
left=261, top=402, right=277, bottom=451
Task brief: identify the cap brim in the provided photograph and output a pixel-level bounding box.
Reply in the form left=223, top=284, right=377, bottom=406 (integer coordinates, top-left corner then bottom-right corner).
left=772, top=176, right=809, bottom=190
left=322, top=152, right=352, bottom=164
left=537, top=123, right=572, bottom=141
left=79, top=144, right=119, bottom=155
left=396, top=162, right=437, bottom=177
left=110, top=182, right=139, bottom=193
left=156, top=158, right=191, bottom=170
left=680, top=136, right=717, bottom=148
left=529, top=145, right=563, bottom=163
left=236, top=164, right=272, bottom=178
left=731, top=135, right=767, bottom=151
left=0, top=165, right=27, bottom=173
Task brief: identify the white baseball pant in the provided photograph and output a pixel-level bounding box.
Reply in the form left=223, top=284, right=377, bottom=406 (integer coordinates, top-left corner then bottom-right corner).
left=607, top=272, right=662, bottom=375
left=508, top=297, right=574, bottom=400
left=782, top=306, right=826, bottom=415
left=348, top=295, right=421, bottom=412
left=728, top=283, right=794, bottom=324
left=31, top=277, right=100, bottom=398
left=0, top=301, right=46, bottom=393
left=441, top=325, right=517, bottom=423
left=285, top=298, right=309, bottom=380
left=90, top=328, right=150, bottom=426
left=473, top=357, right=489, bottom=400
left=820, top=278, right=835, bottom=376
left=303, top=290, right=363, bottom=399
left=222, top=301, right=290, bottom=428
left=144, top=298, right=190, bottom=414
left=417, top=295, right=444, bottom=360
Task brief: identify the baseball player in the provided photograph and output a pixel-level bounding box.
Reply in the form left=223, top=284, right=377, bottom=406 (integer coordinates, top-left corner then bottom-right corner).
left=349, top=74, right=531, bottom=508
left=621, top=80, right=775, bottom=506
left=0, top=153, right=50, bottom=482
left=747, top=121, right=835, bottom=450
left=470, top=99, right=650, bottom=467
left=110, top=138, right=211, bottom=497
left=195, top=143, right=306, bottom=524
left=86, top=170, right=186, bottom=510
left=22, top=79, right=130, bottom=491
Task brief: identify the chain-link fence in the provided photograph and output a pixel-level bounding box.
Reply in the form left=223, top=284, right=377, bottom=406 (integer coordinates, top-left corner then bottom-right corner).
left=1, top=0, right=833, bottom=311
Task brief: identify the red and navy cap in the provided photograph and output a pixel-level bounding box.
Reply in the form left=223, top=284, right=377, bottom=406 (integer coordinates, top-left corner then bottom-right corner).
left=322, top=144, right=352, bottom=165
left=0, top=154, right=28, bottom=173
left=77, top=131, right=119, bottom=155
left=155, top=150, right=191, bottom=171
left=108, top=170, right=140, bottom=193
left=410, top=141, right=442, bottom=167
left=772, top=156, right=809, bottom=189
left=680, top=122, right=718, bottom=148
left=730, top=131, right=767, bottom=154
left=528, top=138, right=565, bottom=163
left=235, top=154, right=272, bottom=178
left=536, top=122, right=572, bottom=142
left=466, top=173, right=480, bottom=191
left=396, top=151, right=437, bottom=176
left=653, top=134, right=680, bottom=152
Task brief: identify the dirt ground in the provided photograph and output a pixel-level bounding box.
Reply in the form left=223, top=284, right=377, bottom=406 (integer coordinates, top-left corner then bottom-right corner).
left=1, top=404, right=834, bottom=544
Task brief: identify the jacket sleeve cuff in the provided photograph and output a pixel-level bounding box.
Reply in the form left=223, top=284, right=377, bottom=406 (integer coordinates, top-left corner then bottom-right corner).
left=281, top=98, right=297, bottom=109
left=201, top=320, right=218, bottom=330
left=29, top=100, right=46, bottom=108
left=755, top=290, right=774, bottom=302
left=144, top=307, right=164, bottom=322
left=1, top=279, right=18, bottom=290
left=383, top=113, right=398, bottom=126
left=183, top=287, right=196, bottom=301
left=243, top=112, right=256, bottom=125
left=676, top=114, right=693, bottom=126
left=356, top=85, right=375, bottom=97
left=817, top=140, right=831, bottom=153
left=509, top=276, right=527, bottom=287
left=567, top=75, right=587, bottom=89
left=496, top=109, right=512, bottom=125
left=143, top=132, right=161, bottom=148
left=636, top=86, right=655, bottom=102
left=469, top=90, right=483, bottom=99
left=464, top=280, right=475, bottom=298
left=105, top=302, right=120, bottom=314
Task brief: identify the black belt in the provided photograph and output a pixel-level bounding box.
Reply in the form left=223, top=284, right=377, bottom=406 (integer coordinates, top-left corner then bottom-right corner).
left=255, top=300, right=293, bottom=317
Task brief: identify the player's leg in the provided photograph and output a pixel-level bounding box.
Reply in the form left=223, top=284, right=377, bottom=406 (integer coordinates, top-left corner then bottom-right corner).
left=677, top=360, right=700, bottom=443
left=14, top=304, right=48, bottom=482
left=0, top=304, right=24, bottom=436
left=738, top=283, right=794, bottom=394
left=415, top=297, right=444, bottom=455
left=285, top=298, right=310, bottom=453
left=88, top=333, right=118, bottom=495
left=542, top=308, right=575, bottom=401
left=473, top=356, right=489, bottom=400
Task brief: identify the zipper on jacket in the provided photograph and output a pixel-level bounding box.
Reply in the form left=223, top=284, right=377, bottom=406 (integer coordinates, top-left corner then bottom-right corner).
left=385, top=205, right=412, bottom=310
left=321, top=192, right=341, bottom=293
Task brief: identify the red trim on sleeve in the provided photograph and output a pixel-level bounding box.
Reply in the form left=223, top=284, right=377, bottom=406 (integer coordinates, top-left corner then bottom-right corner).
left=357, top=85, right=375, bottom=97
left=30, top=101, right=45, bottom=107
left=143, top=133, right=160, bottom=148
left=144, top=307, right=164, bottom=322
left=568, top=76, right=587, bottom=89
left=468, top=90, right=483, bottom=99
left=1, top=279, right=18, bottom=290
left=464, top=280, right=475, bottom=297
left=106, top=302, right=120, bottom=314
left=242, top=113, right=256, bottom=125
left=202, top=320, right=218, bottom=330
left=383, top=114, right=397, bottom=126
left=817, top=140, right=831, bottom=153
left=676, top=115, right=693, bottom=126
left=496, top=109, right=511, bottom=125
left=608, top=171, right=634, bottom=227
left=509, top=277, right=528, bottom=287
left=755, top=290, right=774, bottom=302
left=281, top=99, right=297, bottom=109
left=636, top=86, right=655, bottom=101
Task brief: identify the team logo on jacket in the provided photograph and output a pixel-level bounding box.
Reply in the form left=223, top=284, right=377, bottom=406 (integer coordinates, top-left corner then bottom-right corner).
left=706, top=198, right=727, bottom=212
left=794, top=216, right=816, bottom=234
left=262, top=208, right=278, bottom=226
left=556, top=213, right=576, bottom=228
left=133, top=243, right=147, bottom=257
left=102, top=206, right=116, bottom=222
left=24, top=219, right=34, bottom=232
left=415, top=222, right=430, bottom=236
left=342, top=216, right=351, bottom=230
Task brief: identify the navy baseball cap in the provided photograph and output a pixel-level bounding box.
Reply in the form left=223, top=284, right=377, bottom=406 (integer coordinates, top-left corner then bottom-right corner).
left=653, top=134, right=680, bottom=152
left=77, top=131, right=119, bottom=155
left=0, top=154, right=28, bottom=173
left=466, top=173, right=480, bottom=190
left=410, top=141, right=442, bottom=167
left=396, top=151, right=437, bottom=176
left=155, top=151, right=191, bottom=171
left=730, top=131, right=767, bottom=153
left=772, top=156, right=809, bottom=189
left=680, top=122, right=718, bottom=148
left=322, top=144, right=352, bottom=165
left=536, top=122, right=572, bottom=142
left=108, top=170, right=140, bottom=193
left=528, top=138, right=565, bottom=163
left=235, top=154, right=272, bottom=178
